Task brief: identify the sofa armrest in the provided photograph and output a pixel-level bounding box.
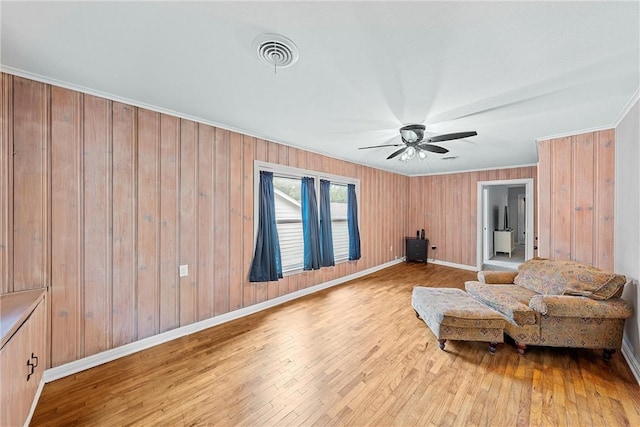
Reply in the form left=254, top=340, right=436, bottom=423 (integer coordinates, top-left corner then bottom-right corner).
left=477, top=271, right=518, bottom=284
left=529, top=295, right=633, bottom=319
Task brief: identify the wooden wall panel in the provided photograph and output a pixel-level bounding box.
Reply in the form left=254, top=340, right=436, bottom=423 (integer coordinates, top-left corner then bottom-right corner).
left=537, top=129, right=616, bottom=270
left=2, top=73, right=410, bottom=367
left=197, top=124, right=215, bottom=321
left=136, top=109, right=160, bottom=340
left=0, top=74, right=12, bottom=294
left=228, top=132, right=244, bottom=311
left=12, top=77, right=48, bottom=290
left=50, top=86, right=82, bottom=365
left=241, top=135, right=255, bottom=306
left=595, top=129, right=615, bottom=271
left=159, top=114, right=180, bottom=333
left=179, top=120, right=198, bottom=326
left=551, top=138, right=572, bottom=259
left=409, top=167, right=537, bottom=267
left=573, top=132, right=595, bottom=265
left=82, top=95, right=111, bottom=355
left=213, top=128, right=230, bottom=315
left=111, top=102, right=137, bottom=347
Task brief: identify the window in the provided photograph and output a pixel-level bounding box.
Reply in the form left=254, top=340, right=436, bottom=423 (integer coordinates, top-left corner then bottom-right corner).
left=254, top=162, right=360, bottom=275
left=272, top=176, right=303, bottom=272
left=329, top=183, right=349, bottom=261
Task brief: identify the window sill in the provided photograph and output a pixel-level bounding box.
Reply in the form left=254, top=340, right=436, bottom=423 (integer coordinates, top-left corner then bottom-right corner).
left=282, top=257, right=351, bottom=277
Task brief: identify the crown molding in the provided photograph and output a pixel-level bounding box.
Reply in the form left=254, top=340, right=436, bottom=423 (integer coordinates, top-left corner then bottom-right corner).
left=4, top=66, right=634, bottom=178
left=535, top=89, right=640, bottom=142
left=408, top=162, right=538, bottom=177
left=0, top=65, right=376, bottom=174
left=613, top=88, right=640, bottom=128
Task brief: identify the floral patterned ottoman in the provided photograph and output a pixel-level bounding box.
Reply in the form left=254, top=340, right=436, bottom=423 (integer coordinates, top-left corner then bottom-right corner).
left=412, top=287, right=507, bottom=353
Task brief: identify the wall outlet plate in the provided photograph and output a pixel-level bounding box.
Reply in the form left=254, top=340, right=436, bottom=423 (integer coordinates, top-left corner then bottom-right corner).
left=179, top=264, right=188, bottom=277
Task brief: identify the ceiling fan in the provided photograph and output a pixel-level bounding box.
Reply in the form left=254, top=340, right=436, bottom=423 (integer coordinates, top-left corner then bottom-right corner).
left=359, top=124, right=477, bottom=161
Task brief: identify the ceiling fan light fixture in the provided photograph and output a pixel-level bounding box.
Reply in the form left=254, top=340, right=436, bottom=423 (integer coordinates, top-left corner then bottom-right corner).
left=399, top=124, right=426, bottom=143
left=360, top=124, right=475, bottom=164
left=406, top=146, right=416, bottom=159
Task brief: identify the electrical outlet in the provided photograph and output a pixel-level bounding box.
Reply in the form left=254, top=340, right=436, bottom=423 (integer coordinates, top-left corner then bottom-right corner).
left=390, top=245, right=393, bottom=252
left=179, top=264, right=188, bottom=277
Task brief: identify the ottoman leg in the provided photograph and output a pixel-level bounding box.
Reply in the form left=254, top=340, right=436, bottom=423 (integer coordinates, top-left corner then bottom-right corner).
left=515, top=341, right=527, bottom=355
left=438, top=339, right=446, bottom=350
left=489, top=342, right=498, bottom=354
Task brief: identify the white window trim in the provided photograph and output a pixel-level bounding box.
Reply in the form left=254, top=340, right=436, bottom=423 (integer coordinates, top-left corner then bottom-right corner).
left=253, top=160, right=361, bottom=276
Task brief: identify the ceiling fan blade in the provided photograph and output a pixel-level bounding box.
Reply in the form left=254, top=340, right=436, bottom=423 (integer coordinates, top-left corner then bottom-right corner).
left=387, top=147, right=407, bottom=160
left=359, top=143, right=404, bottom=150
left=418, top=144, right=449, bottom=154
left=426, top=131, right=477, bottom=143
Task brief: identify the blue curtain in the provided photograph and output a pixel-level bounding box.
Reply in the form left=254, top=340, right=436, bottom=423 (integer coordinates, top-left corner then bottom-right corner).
left=249, top=171, right=282, bottom=282
left=319, top=179, right=335, bottom=266
left=301, top=177, right=321, bottom=270
left=347, top=184, right=361, bottom=260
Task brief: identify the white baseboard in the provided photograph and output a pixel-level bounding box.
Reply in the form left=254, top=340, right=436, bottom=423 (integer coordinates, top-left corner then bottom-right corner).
left=43, top=258, right=404, bottom=383
left=621, top=337, right=640, bottom=385
left=430, top=259, right=478, bottom=272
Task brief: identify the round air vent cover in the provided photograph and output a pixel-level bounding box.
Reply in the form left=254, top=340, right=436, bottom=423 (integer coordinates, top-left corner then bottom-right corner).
left=253, top=34, right=299, bottom=69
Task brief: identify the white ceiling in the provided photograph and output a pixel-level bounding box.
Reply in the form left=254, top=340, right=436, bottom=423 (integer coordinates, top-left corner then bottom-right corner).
left=2, top=1, right=638, bottom=176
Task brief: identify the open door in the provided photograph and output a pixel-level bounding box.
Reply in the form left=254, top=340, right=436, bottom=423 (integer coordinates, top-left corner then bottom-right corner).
left=477, top=178, right=534, bottom=270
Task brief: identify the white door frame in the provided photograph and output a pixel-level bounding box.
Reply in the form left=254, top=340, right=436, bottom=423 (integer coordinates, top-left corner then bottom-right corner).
left=476, top=178, right=534, bottom=270
left=482, top=187, right=490, bottom=263
left=517, top=193, right=526, bottom=245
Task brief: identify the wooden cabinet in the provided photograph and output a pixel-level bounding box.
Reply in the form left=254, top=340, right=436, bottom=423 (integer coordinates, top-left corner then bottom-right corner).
left=1, top=289, right=47, bottom=427
left=406, top=238, right=429, bottom=263
left=494, top=230, right=515, bottom=257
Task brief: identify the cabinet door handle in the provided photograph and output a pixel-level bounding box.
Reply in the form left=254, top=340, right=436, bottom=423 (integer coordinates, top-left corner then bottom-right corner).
left=27, top=360, right=34, bottom=381
left=26, top=353, right=38, bottom=381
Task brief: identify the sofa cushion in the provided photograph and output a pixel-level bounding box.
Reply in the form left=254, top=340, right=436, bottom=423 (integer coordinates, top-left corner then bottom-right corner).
left=529, top=295, right=634, bottom=318
left=477, top=270, right=518, bottom=284
left=465, top=281, right=537, bottom=325
left=513, top=258, right=626, bottom=300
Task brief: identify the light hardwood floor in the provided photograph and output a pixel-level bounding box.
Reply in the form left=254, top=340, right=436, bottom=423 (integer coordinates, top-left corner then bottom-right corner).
left=32, top=263, right=640, bottom=426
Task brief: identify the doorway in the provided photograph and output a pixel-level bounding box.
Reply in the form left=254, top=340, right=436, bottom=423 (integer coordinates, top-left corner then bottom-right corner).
left=477, top=179, right=534, bottom=270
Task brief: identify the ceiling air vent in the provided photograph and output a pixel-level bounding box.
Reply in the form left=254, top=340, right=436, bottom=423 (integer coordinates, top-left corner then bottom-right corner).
left=253, top=34, right=299, bottom=69
left=442, top=156, right=459, bottom=160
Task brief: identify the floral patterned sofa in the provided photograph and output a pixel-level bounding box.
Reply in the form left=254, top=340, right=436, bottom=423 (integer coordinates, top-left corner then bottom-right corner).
left=464, top=258, right=633, bottom=360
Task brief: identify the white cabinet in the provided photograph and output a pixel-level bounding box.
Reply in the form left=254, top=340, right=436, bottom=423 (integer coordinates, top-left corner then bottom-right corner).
left=494, top=230, right=515, bottom=257
left=1, top=289, right=47, bottom=427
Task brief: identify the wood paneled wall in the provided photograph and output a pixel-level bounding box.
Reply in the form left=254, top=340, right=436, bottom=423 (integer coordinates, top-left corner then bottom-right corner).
left=537, top=130, right=615, bottom=270
left=0, top=76, right=11, bottom=292
left=408, top=166, right=537, bottom=267
left=0, top=74, right=410, bottom=367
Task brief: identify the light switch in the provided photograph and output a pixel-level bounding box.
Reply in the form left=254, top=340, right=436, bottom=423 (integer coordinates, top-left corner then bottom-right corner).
left=179, top=264, right=188, bottom=277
